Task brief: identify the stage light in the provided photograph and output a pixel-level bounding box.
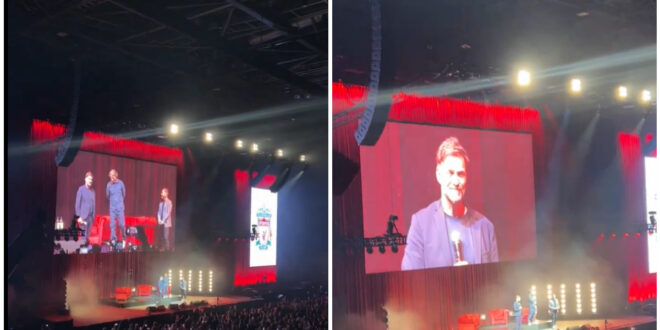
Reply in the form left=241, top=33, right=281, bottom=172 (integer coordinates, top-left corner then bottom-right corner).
left=366, top=246, right=373, bottom=254
left=480, top=314, right=486, bottom=321
left=391, top=244, right=398, bottom=253
left=576, top=283, right=582, bottom=314
left=276, top=149, right=284, bottom=158
left=168, top=270, right=172, bottom=295
left=517, top=70, right=531, bottom=87
left=641, top=89, right=651, bottom=102
left=570, top=78, right=582, bottom=93
left=235, top=139, right=244, bottom=149
left=179, top=269, right=183, bottom=281
left=378, top=245, right=386, bottom=254
left=169, top=124, right=179, bottom=135
left=299, top=154, right=307, bottom=162
left=198, top=270, right=203, bottom=293
left=188, top=270, right=192, bottom=291
left=547, top=284, right=552, bottom=301
left=590, top=283, right=597, bottom=314
left=209, top=270, right=213, bottom=293
left=204, top=132, right=213, bottom=143
left=617, top=86, right=628, bottom=99
left=251, top=143, right=259, bottom=153
left=560, top=284, right=566, bottom=315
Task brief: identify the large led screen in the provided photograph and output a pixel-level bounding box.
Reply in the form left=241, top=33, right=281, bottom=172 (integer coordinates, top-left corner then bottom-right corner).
left=54, top=151, right=177, bottom=254
left=250, top=188, right=278, bottom=267
left=360, top=122, right=537, bottom=274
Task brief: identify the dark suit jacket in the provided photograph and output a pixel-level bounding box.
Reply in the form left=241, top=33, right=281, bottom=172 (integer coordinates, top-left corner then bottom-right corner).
left=401, top=200, right=498, bottom=270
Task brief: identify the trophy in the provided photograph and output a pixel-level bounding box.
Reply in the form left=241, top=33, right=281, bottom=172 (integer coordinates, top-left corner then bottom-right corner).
left=451, top=230, right=468, bottom=266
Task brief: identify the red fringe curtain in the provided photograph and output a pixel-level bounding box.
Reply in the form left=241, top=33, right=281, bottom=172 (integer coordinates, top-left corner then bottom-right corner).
left=617, top=133, right=657, bottom=302
left=28, top=120, right=187, bottom=305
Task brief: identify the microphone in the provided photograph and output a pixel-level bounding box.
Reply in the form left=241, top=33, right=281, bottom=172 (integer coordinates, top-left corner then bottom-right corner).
left=451, top=230, right=468, bottom=266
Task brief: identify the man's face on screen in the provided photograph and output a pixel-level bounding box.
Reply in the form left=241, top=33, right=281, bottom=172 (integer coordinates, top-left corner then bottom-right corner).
left=109, top=170, right=118, bottom=182
left=436, top=155, right=467, bottom=204
left=85, top=175, right=93, bottom=187
left=161, top=189, right=168, bottom=200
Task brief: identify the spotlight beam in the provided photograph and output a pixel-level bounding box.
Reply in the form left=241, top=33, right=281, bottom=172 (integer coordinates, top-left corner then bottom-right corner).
left=115, top=100, right=325, bottom=140
left=330, top=45, right=656, bottom=117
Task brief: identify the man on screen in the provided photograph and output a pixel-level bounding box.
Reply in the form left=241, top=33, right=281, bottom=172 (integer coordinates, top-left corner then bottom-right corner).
left=75, top=171, right=95, bottom=244
left=106, top=169, right=126, bottom=244
left=157, top=188, right=173, bottom=251
left=401, top=137, right=498, bottom=270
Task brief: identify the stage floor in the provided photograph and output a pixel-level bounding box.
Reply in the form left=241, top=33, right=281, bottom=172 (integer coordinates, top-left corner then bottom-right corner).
left=556, top=315, right=656, bottom=329
left=480, top=316, right=655, bottom=329
left=42, top=295, right=260, bottom=327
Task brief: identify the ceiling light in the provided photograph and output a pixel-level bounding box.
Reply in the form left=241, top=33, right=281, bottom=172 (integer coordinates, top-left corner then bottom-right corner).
left=517, top=70, right=531, bottom=87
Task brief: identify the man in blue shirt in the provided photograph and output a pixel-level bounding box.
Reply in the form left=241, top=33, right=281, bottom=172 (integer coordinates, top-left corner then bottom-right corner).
left=548, top=293, right=560, bottom=328
left=402, top=137, right=498, bottom=270
left=513, top=295, right=522, bottom=330
left=75, top=171, right=95, bottom=244
left=106, top=169, right=126, bottom=244
left=157, top=276, right=165, bottom=303
left=528, top=290, right=537, bottom=325
left=179, top=278, right=186, bottom=301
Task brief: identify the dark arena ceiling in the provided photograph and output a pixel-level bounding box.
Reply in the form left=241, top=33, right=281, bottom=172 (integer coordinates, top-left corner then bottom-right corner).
left=8, top=0, right=328, bottom=158
left=333, top=0, right=656, bottom=120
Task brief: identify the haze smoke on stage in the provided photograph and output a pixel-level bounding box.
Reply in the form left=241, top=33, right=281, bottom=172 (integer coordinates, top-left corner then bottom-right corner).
left=64, top=272, right=100, bottom=316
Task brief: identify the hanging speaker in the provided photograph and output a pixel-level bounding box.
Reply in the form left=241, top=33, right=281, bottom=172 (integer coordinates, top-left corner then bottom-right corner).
left=354, top=0, right=396, bottom=146
left=55, top=59, right=84, bottom=167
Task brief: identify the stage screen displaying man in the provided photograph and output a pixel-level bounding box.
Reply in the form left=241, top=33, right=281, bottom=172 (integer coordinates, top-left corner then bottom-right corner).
left=249, top=188, right=278, bottom=267
left=360, top=122, right=537, bottom=274
left=54, top=151, right=177, bottom=254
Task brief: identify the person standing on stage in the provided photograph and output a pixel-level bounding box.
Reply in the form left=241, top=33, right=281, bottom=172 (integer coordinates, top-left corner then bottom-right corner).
left=75, top=171, right=95, bottom=245
left=106, top=169, right=126, bottom=244
left=513, top=295, right=522, bottom=330
left=163, top=274, right=169, bottom=298
left=157, top=276, right=165, bottom=302
left=528, top=289, right=537, bottom=325
left=179, top=278, right=187, bottom=301
left=157, top=188, right=173, bottom=251
left=549, top=293, right=560, bottom=328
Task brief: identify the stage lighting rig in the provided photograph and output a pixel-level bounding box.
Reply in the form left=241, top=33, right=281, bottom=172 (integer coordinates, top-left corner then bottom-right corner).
left=641, top=90, right=652, bottom=103
left=204, top=132, right=213, bottom=143
left=570, top=78, right=582, bottom=93
left=361, top=214, right=407, bottom=254
left=169, top=124, right=179, bottom=135
left=617, top=86, right=628, bottom=99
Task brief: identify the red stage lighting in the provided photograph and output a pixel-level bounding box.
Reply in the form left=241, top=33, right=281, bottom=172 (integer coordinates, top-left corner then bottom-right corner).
left=599, top=234, right=605, bottom=239
left=611, top=233, right=616, bottom=238
left=624, top=233, right=630, bottom=238
left=635, top=233, right=641, bottom=237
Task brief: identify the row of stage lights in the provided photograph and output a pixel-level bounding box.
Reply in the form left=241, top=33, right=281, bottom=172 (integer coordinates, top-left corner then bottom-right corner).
left=165, top=269, right=214, bottom=293
left=530, top=282, right=597, bottom=315
left=515, top=69, right=653, bottom=103
left=168, top=124, right=307, bottom=162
